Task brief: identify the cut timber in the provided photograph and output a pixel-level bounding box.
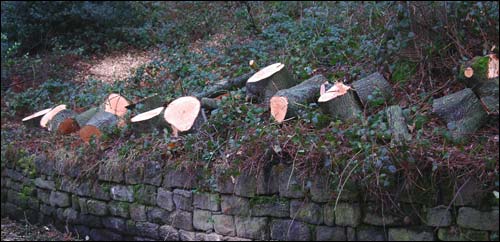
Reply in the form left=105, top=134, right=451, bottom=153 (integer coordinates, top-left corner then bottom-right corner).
left=193, top=72, right=254, bottom=99
left=432, top=88, right=487, bottom=142
left=459, top=54, right=499, bottom=90
left=163, top=96, right=204, bottom=137
left=246, top=63, right=297, bottom=104
left=125, top=93, right=163, bottom=113
left=386, top=105, right=411, bottom=146
left=201, top=97, right=220, bottom=110
left=47, top=109, right=78, bottom=134
left=103, top=93, right=130, bottom=118
left=22, top=108, right=52, bottom=128
left=318, top=82, right=362, bottom=122
left=476, top=77, right=499, bottom=114
left=270, top=74, right=328, bottom=123
left=79, top=111, right=119, bottom=143
left=40, top=104, right=67, bottom=128
left=130, top=107, right=168, bottom=133
left=75, top=107, right=100, bottom=128
left=352, top=72, right=393, bottom=106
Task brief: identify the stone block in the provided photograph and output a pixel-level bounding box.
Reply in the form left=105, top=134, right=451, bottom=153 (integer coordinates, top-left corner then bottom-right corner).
left=290, top=200, right=323, bottom=225
left=234, top=216, right=269, bottom=240
left=270, top=219, right=310, bottom=241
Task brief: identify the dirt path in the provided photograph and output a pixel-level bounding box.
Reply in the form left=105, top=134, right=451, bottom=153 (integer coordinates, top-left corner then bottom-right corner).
left=1, top=217, right=82, bottom=241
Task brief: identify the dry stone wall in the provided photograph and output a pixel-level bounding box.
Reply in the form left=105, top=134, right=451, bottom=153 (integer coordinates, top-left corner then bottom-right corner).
left=1, top=154, right=498, bottom=241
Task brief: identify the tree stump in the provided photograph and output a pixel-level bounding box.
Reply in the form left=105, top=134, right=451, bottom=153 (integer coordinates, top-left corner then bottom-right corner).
left=386, top=105, right=411, bottom=146
left=246, top=63, right=298, bottom=104
left=270, top=74, right=327, bottom=123
left=352, top=72, right=393, bottom=107
left=47, top=109, right=78, bottom=134
left=318, top=82, right=362, bottom=122
left=163, top=96, right=205, bottom=137
left=476, top=77, right=499, bottom=114
left=126, top=93, right=164, bottom=113
left=22, top=108, right=53, bottom=128
left=40, top=104, right=67, bottom=129
left=79, top=111, right=119, bottom=143
left=432, top=88, right=487, bottom=142
left=130, top=107, right=169, bottom=134
left=201, top=97, right=220, bottom=110
left=458, top=54, right=499, bottom=90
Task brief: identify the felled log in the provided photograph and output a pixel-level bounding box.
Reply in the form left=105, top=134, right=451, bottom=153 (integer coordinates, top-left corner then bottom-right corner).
left=40, top=104, right=67, bottom=129
left=432, top=88, right=487, bottom=141
left=476, top=77, right=499, bottom=114
left=386, top=105, right=411, bottom=145
left=352, top=72, right=393, bottom=106
left=458, top=54, right=499, bottom=90
left=75, top=107, right=100, bottom=128
left=246, top=63, right=298, bottom=104
left=103, top=93, right=131, bottom=118
left=163, top=96, right=205, bottom=137
left=79, top=111, right=119, bottom=143
left=201, top=97, right=220, bottom=110
left=125, top=93, right=164, bottom=113
left=47, top=109, right=78, bottom=134
left=193, top=72, right=254, bottom=99
left=270, top=74, right=328, bottom=123
left=130, top=107, right=168, bottom=134
left=318, top=82, right=362, bottom=122
left=22, top=108, right=53, bottom=128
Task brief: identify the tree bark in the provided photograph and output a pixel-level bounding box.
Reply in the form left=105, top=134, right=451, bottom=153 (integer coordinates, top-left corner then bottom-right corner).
left=40, top=104, right=67, bottom=129
left=432, top=88, right=487, bottom=142
left=163, top=96, right=205, bottom=137
left=22, top=108, right=53, bottom=128
left=475, top=77, right=499, bottom=115
left=201, top=97, right=220, bottom=110
left=318, top=83, right=363, bottom=122
left=193, top=72, right=254, bottom=99
left=130, top=107, right=169, bottom=134
left=75, top=107, right=100, bottom=128
left=386, top=105, right=411, bottom=146
left=47, top=109, right=78, bottom=134
left=270, top=74, right=327, bottom=123
left=79, top=111, right=119, bottom=143
left=125, top=93, right=164, bottom=113
left=458, top=54, right=499, bottom=90
left=352, top=72, right=393, bottom=107
left=246, top=63, right=298, bottom=105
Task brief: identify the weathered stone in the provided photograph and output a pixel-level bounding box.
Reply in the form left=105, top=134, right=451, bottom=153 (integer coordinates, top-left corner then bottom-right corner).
left=98, top=161, right=124, bottom=183
left=71, top=195, right=80, bottom=211
left=111, top=185, right=134, bottom=202
left=78, top=198, right=88, bottom=214
left=125, top=220, right=139, bottom=235
left=6, top=169, right=23, bottom=181
left=157, top=187, right=175, bottom=211
left=74, top=225, right=91, bottom=239
left=453, top=179, right=485, bottom=206
left=270, top=219, right=310, bottom=241
left=221, top=195, right=250, bottom=216
left=316, top=226, right=346, bottom=241
left=195, top=232, right=224, bottom=241
left=388, top=228, right=434, bottom=241
left=310, top=173, right=333, bottom=203
left=102, top=217, right=127, bottom=233
left=234, top=216, right=269, bottom=240
left=457, top=207, right=499, bottom=231
left=194, top=193, right=221, bottom=211
left=357, top=226, right=387, bottom=241
left=193, top=209, right=213, bottom=231
left=130, top=204, right=148, bottom=222
left=133, top=236, right=156, bottom=241
left=425, top=206, right=452, bottom=227
left=125, top=161, right=144, bottom=185
left=135, top=184, right=157, bottom=206
left=27, top=197, right=39, bottom=210
left=234, top=174, right=257, bottom=198
left=256, top=165, right=279, bottom=195
left=171, top=210, right=194, bottom=231
left=179, top=229, right=196, bottom=241
left=323, top=203, right=335, bottom=226
left=78, top=214, right=103, bottom=227
left=49, top=191, right=70, bottom=207
left=216, top=175, right=235, bottom=194
left=347, top=227, right=356, bottom=241
left=90, top=229, right=123, bottom=241
left=163, top=169, right=197, bottom=189
left=147, top=207, right=170, bottom=224
left=438, top=226, right=489, bottom=241
left=86, top=199, right=108, bottom=216
left=40, top=204, right=55, bottom=215
left=108, top=201, right=129, bottom=218
left=58, top=177, right=75, bottom=193
left=159, top=225, right=179, bottom=241
left=174, top=189, right=193, bottom=211
left=335, top=203, right=361, bottom=227
left=9, top=181, right=23, bottom=192
left=223, top=236, right=252, bottom=241
left=34, top=155, right=54, bottom=175
left=91, top=182, right=111, bottom=201
left=34, top=178, right=55, bottom=190
left=62, top=208, right=78, bottom=223
left=75, top=180, right=93, bottom=197
left=143, top=159, right=163, bottom=186
left=290, top=200, right=323, bottom=225
left=136, top=222, right=160, bottom=239
left=250, top=197, right=289, bottom=218
left=363, top=204, right=402, bottom=226
left=278, top=165, right=305, bottom=198
left=3, top=202, right=23, bottom=220
left=37, top=189, right=50, bottom=204
left=213, top=214, right=236, bottom=236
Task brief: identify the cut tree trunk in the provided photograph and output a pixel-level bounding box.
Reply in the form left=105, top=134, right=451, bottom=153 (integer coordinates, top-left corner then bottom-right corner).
left=352, top=72, right=393, bottom=107
left=47, top=109, right=78, bottom=134
left=75, top=107, right=100, bottom=128
left=40, top=104, right=67, bottom=129
left=270, top=74, right=328, bottom=123
left=432, top=88, right=487, bottom=142
left=201, top=97, right=220, bottom=110
left=103, top=93, right=131, bottom=118
left=130, top=107, right=168, bottom=134
left=79, top=111, right=119, bottom=143
left=163, top=96, right=205, bottom=137
left=318, top=82, right=363, bottom=122
left=458, top=54, right=499, bottom=90
left=193, top=72, right=254, bottom=99
left=246, top=63, right=298, bottom=104
left=22, top=108, right=53, bottom=128
left=125, top=93, right=164, bottom=113
left=475, top=77, right=499, bottom=114
left=386, top=105, right=411, bottom=146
